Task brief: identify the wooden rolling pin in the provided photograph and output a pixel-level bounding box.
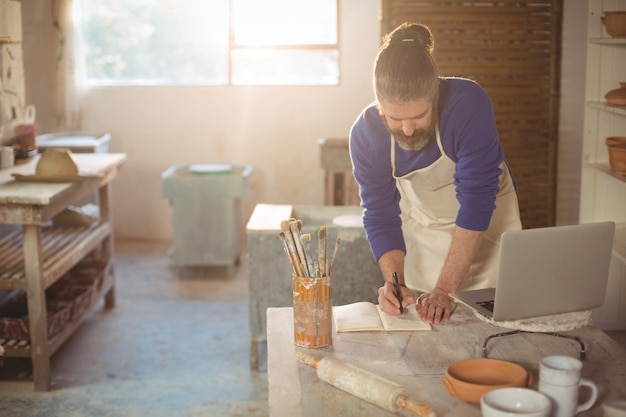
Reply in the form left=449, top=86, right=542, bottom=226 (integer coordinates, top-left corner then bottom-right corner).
left=297, top=353, right=436, bottom=417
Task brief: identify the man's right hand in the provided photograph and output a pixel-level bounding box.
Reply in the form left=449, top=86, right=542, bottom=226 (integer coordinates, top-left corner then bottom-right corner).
left=378, top=281, right=415, bottom=316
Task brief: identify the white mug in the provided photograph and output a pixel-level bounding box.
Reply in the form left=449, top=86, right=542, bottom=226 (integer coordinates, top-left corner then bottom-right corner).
left=538, top=355, right=597, bottom=417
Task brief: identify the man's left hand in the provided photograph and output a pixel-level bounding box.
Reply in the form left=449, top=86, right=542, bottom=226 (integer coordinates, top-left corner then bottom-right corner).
left=416, top=290, right=456, bottom=324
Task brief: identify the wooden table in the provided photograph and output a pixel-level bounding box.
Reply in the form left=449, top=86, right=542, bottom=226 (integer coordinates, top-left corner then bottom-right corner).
left=0, top=153, right=126, bottom=391
left=267, top=306, right=626, bottom=417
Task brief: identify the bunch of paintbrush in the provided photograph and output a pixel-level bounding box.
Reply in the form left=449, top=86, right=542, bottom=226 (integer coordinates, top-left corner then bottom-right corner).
left=279, top=219, right=341, bottom=278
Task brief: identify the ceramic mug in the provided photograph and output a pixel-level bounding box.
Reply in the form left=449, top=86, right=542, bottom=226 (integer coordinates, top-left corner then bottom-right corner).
left=481, top=387, right=552, bottom=417
left=538, top=355, right=597, bottom=417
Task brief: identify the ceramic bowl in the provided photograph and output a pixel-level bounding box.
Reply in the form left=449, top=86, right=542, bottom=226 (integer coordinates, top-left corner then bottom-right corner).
left=602, top=11, right=626, bottom=37
left=481, top=388, right=551, bottom=417
left=441, top=358, right=531, bottom=404
left=606, top=137, right=626, bottom=176
left=605, top=82, right=626, bottom=106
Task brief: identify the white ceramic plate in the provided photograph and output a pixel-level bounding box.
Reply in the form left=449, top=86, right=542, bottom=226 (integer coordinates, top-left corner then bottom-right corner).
left=188, top=164, right=233, bottom=175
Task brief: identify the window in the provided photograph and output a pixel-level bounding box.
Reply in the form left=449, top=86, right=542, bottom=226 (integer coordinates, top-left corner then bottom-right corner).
left=73, top=0, right=339, bottom=86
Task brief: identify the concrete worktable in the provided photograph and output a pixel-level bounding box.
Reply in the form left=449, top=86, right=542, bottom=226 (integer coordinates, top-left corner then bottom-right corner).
left=0, top=153, right=126, bottom=391
left=267, top=306, right=626, bottom=417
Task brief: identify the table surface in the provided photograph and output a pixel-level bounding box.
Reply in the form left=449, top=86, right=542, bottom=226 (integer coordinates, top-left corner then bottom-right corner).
left=267, top=306, right=626, bottom=417
left=0, top=153, right=127, bottom=205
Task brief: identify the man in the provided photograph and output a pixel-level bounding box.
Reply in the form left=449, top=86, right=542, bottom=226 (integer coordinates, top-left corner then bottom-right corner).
left=349, top=22, right=522, bottom=324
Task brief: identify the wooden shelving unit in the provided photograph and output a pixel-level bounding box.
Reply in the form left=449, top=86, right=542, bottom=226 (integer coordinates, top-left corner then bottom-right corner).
left=580, top=0, right=626, bottom=330
left=0, top=153, right=125, bottom=390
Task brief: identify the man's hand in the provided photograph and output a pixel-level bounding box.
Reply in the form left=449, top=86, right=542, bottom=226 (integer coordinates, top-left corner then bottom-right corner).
left=416, top=289, right=456, bottom=324
left=378, top=281, right=415, bottom=316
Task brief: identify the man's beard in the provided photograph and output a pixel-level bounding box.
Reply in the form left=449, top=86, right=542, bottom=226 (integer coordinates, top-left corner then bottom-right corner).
left=391, top=126, right=433, bottom=151
left=382, top=109, right=438, bottom=152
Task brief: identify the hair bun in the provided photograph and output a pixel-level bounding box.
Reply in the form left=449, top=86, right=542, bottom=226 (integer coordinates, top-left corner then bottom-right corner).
left=392, top=22, right=434, bottom=53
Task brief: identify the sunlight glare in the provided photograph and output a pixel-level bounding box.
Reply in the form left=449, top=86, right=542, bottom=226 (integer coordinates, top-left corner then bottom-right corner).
left=234, top=0, right=337, bottom=46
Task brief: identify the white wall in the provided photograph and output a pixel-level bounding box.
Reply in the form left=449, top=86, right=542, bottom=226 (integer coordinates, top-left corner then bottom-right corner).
left=557, top=0, right=588, bottom=225
left=22, top=0, right=585, bottom=242
left=23, top=0, right=380, bottom=242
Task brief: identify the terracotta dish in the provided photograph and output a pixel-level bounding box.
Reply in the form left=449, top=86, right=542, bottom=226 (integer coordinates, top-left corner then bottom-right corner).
left=606, top=82, right=626, bottom=106
left=602, top=11, right=626, bottom=37
left=441, top=358, right=531, bottom=404
left=607, top=137, right=626, bottom=176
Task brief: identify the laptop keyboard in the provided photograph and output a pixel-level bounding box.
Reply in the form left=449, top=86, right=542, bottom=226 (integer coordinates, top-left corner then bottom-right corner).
left=477, top=300, right=495, bottom=312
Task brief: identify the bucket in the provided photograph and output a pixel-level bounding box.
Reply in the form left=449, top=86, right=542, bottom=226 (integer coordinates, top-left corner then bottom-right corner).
left=292, top=275, right=332, bottom=348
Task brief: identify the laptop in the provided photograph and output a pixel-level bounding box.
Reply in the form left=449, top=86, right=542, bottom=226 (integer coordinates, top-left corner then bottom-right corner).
left=451, top=222, right=615, bottom=321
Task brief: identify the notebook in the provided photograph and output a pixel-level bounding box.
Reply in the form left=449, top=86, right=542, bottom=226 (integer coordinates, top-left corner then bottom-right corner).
left=450, top=222, right=615, bottom=321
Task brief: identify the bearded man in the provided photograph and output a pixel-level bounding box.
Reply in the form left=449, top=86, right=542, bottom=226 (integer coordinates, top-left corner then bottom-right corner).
left=349, top=22, right=522, bottom=324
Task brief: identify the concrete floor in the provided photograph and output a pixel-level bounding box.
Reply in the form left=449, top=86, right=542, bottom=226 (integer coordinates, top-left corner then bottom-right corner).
left=0, top=239, right=624, bottom=417
left=0, top=240, right=268, bottom=417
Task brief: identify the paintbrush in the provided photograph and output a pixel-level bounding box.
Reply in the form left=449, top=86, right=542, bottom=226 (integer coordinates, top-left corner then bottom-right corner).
left=289, top=220, right=309, bottom=277
left=279, top=232, right=297, bottom=275
left=281, top=221, right=304, bottom=276
left=299, top=233, right=317, bottom=278
left=329, top=236, right=342, bottom=276
left=318, top=226, right=327, bottom=277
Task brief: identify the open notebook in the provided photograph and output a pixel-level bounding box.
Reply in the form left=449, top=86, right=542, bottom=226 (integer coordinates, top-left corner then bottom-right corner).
left=333, top=301, right=431, bottom=332
left=451, top=222, right=615, bottom=321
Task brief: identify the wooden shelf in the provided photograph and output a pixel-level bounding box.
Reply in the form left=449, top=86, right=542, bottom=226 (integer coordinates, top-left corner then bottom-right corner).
left=589, top=37, right=626, bottom=45
left=586, top=162, right=626, bottom=185
left=0, top=221, right=112, bottom=290
left=0, top=263, right=114, bottom=358
left=587, top=101, right=626, bottom=116
left=0, top=153, right=124, bottom=390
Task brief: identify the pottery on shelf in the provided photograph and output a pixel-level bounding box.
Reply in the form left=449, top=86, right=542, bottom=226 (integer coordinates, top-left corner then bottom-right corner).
left=602, top=11, right=626, bottom=37
left=605, top=83, right=626, bottom=106
left=606, top=136, right=626, bottom=176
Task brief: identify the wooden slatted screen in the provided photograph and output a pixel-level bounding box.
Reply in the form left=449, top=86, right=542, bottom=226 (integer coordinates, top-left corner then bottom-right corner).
left=381, top=0, right=563, bottom=229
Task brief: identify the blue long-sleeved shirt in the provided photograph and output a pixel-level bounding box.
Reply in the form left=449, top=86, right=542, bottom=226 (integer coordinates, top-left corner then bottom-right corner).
left=349, top=77, right=515, bottom=261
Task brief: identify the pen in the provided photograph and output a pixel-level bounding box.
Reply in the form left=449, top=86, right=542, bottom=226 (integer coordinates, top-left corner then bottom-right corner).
left=392, top=272, right=403, bottom=314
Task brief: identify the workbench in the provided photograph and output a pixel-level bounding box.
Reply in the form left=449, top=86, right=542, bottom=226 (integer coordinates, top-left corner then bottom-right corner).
left=0, top=153, right=126, bottom=391
left=267, top=306, right=626, bottom=417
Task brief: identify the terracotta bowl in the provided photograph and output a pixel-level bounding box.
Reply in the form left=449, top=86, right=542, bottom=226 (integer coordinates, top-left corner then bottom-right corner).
left=602, top=11, right=626, bottom=37
left=605, top=82, right=626, bottom=106
left=441, top=358, right=531, bottom=404
left=607, top=137, right=626, bottom=176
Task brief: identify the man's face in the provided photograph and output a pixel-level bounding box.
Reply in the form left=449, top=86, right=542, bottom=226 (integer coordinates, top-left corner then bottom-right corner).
left=379, top=98, right=437, bottom=151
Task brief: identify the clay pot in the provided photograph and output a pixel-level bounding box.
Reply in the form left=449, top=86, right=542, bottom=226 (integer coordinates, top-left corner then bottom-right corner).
left=441, top=358, right=531, bottom=404
left=35, top=148, right=79, bottom=178
left=606, top=83, right=626, bottom=106
left=602, top=11, right=626, bottom=37
left=606, top=137, right=626, bottom=176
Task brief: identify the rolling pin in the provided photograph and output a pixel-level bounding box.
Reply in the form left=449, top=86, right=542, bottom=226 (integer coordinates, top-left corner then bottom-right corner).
left=297, top=353, right=436, bottom=417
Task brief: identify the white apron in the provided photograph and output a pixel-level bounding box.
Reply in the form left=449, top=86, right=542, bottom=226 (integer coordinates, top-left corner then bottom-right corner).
left=392, top=128, right=522, bottom=293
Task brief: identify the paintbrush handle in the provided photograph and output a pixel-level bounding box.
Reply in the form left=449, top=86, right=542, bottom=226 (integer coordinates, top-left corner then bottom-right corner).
left=290, top=221, right=309, bottom=277
left=329, top=236, right=341, bottom=276
left=284, top=231, right=304, bottom=276
left=300, top=234, right=317, bottom=277
left=318, top=226, right=327, bottom=277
